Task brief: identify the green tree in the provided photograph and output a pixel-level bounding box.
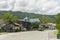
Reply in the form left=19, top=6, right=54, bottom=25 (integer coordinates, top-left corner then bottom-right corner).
left=11, top=16, right=18, bottom=23
left=39, top=16, right=54, bottom=24
left=56, top=13, right=60, bottom=33
left=31, top=22, right=39, bottom=30
left=1, top=11, right=18, bottom=23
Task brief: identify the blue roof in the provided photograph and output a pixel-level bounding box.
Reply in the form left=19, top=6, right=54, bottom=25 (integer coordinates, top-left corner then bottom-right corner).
left=29, top=18, right=40, bottom=22
left=19, top=17, right=40, bottom=22
left=24, top=17, right=29, bottom=19
left=24, top=17, right=30, bottom=22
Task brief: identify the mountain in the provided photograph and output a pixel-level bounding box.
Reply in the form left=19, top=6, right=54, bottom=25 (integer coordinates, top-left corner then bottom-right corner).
left=0, top=11, right=56, bottom=23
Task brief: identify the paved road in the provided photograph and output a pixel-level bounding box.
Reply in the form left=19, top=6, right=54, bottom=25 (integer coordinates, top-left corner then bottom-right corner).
left=0, top=30, right=58, bottom=40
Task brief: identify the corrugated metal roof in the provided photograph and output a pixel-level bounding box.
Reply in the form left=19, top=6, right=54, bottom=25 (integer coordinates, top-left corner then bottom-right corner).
left=30, top=18, right=40, bottom=22
left=24, top=17, right=29, bottom=19
left=18, top=17, right=40, bottom=22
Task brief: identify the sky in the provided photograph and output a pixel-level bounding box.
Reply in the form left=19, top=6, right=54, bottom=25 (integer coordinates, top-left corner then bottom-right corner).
left=0, top=0, right=60, bottom=15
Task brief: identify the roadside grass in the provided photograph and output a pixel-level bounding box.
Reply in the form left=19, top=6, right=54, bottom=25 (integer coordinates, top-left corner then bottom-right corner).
left=0, top=32, right=8, bottom=35
left=54, top=30, right=58, bottom=36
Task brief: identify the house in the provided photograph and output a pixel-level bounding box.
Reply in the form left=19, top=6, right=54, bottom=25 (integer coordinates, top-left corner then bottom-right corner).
left=0, top=21, right=20, bottom=32
left=38, top=23, right=56, bottom=31
left=18, top=17, right=40, bottom=31
left=46, top=23, right=56, bottom=30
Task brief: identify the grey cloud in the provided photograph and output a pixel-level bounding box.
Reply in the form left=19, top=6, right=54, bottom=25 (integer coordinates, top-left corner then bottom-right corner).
left=0, top=5, right=8, bottom=8
left=0, top=0, right=60, bottom=15
left=0, top=3, right=8, bottom=9
left=19, top=1, right=28, bottom=7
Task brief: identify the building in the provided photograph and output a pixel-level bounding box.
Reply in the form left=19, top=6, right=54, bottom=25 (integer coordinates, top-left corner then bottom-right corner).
left=18, top=17, right=40, bottom=31
left=0, top=20, right=20, bottom=32
left=46, top=23, right=56, bottom=30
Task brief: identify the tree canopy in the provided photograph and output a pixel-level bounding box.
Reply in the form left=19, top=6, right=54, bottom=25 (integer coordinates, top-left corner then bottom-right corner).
left=56, top=13, right=60, bottom=33
left=1, top=11, right=18, bottom=23
left=0, top=11, right=56, bottom=24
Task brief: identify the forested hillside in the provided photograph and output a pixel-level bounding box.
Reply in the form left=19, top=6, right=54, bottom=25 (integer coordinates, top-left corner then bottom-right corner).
left=0, top=11, right=56, bottom=23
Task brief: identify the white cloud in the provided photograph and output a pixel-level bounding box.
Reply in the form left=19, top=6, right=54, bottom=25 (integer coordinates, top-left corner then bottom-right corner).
left=0, top=0, right=60, bottom=15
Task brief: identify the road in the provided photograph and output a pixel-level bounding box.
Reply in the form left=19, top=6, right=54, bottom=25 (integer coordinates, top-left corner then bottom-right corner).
left=0, top=30, right=58, bottom=40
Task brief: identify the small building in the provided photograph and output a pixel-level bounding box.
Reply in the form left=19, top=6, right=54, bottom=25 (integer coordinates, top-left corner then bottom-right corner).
left=46, top=23, right=56, bottom=30
left=38, top=23, right=56, bottom=30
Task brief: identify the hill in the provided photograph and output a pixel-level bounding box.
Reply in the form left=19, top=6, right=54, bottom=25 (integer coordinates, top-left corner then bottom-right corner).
left=0, top=11, right=56, bottom=23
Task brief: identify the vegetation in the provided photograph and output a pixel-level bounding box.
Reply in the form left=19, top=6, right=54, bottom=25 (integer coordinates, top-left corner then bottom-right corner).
left=0, top=11, right=19, bottom=32
left=31, top=22, right=39, bottom=30
left=0, top=11, right=56, bottom=24
left=56, top=13, right=60, bottom=33
left=0, top=11, right=56, bottom=32
left=1, top=11, right=18, bottom=23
